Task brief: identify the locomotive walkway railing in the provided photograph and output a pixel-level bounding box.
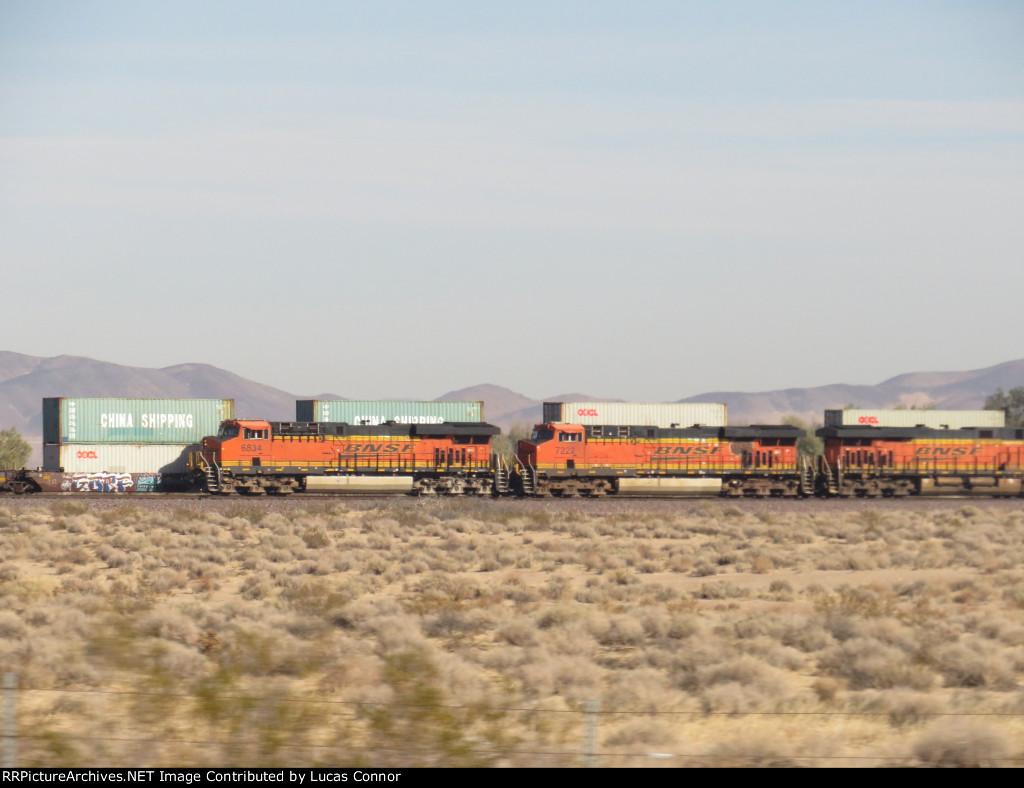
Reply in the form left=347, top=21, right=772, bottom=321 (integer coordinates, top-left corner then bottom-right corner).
left=830, top=457, right=1018, bottom=475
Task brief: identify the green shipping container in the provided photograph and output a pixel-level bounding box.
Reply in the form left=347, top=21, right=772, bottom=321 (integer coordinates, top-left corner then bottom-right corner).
left=43, top=398, right=235, bottom=444
left=296, top=400, right=484, bottom=425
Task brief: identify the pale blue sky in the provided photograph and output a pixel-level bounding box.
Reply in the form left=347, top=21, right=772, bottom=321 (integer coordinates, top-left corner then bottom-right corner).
left=2, top=1, right=1022, bottom=400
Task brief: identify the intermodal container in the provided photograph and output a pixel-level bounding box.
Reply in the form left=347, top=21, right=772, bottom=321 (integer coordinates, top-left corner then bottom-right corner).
left=296, top=400, right=484, bottom=425
left=43, top=443, right=197, bottom=474
left=823, top=409, right=1005, bottom=430
left=542, top=402, right=727, bottom=427
left=43, top=398, right=234, bottom=444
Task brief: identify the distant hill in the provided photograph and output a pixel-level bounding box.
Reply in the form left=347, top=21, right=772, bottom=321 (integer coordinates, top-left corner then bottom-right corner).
left=0, top=353, right=306, bottom=466
left=450, top=361, right=1024, bottom=430
left=1, top=351, right=1021, bottom=467
left=681, top=359, right=1024, bottom=426
left=435, top=384, right=538, bottom=423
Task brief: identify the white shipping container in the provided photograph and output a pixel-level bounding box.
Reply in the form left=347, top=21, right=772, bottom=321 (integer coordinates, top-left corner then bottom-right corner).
left=543, top=402, right=727, bottom=427
left=824, top=409, right=1005, bottom=429
left=43, top=443, right=197, bottom=474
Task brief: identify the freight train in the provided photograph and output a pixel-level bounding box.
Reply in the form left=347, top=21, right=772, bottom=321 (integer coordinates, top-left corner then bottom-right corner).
left=2, top=405, right=1022, bottom=498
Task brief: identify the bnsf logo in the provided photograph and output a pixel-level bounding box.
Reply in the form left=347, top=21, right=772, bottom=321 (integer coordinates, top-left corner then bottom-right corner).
left=76, top=451, right=98, bottom=459
left=577, top=409, right=599, bottom=417
left=857, top=416, right=880, bottom=424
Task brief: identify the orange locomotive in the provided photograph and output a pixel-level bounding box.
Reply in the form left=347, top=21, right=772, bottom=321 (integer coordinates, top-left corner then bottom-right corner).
left=513, top=422, right=808, bottom=497
left=194, top=418, right=503, bottom=495
left=815, top=424, right=1024, bottom=497
left=184, top=411, right=1024, bottom=499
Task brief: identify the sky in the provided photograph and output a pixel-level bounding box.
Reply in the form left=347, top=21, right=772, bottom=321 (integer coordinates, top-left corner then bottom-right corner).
left=1, top=1, right=1022, bottom=401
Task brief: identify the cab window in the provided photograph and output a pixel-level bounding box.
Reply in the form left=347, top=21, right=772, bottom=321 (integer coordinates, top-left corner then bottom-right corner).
left=558, top=432, right=582, bottom=442
left=243, top=428, right=269, bottom=440
left=530, top=429, right=554, bottom=443
left=218, top=424, right=240, bottom=439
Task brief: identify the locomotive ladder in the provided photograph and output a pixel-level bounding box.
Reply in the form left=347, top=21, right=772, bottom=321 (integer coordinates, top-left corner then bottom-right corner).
left=819, top=457, right=840, bottom=495
left=517, top=459, right=537, bottom=496
left=493, top=455, right=511, bottom=495
left=799, top=457, right=816, bottom=496
left=204, top=458, right=223, bottom=493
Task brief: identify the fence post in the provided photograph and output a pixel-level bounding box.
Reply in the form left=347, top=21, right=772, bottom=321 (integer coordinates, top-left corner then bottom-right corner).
left=2, top=672, right=15, bottom=768
left=583, top=699, right=599, bottom=767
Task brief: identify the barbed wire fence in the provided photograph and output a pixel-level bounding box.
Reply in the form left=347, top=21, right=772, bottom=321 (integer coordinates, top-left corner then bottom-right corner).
left=3, top=672, right=1024, bottom=767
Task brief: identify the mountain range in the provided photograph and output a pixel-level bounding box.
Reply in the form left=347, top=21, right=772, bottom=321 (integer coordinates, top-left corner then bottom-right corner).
left=2, top=351, right=1021, bottom=467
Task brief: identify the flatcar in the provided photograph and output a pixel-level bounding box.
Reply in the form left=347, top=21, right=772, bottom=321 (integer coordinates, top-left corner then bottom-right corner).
left=512, top=422, right=809, bottom=497
left=192, top=418, right=504, bottom=495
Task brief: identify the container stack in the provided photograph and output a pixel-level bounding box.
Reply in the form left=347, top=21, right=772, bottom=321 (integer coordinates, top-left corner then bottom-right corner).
left=823, top=409, right=1004, bottom=430
left=41, top=397, right=234, bottom=491
left=542, top=402, right=727, bottom=428
left=296, top=400, right=484, bottom=425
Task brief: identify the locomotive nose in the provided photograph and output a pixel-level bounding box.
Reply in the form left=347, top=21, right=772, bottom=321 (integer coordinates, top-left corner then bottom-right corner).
left=516, top=439, right=537, bottom=463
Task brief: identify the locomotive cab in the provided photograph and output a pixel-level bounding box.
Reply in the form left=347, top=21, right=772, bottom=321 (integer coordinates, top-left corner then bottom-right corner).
left=517, top=424, right=584, bottom=468
left=202, top=420, right=271, bottom=465
left=195, top=419, right=277, bottom=492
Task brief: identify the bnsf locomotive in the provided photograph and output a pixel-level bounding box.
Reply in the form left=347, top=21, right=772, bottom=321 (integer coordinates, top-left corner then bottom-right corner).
left=196, top=418, right=502, bottom=496
left=815, top=423, right=1024, bottom=497
left=514, top=423, right=808, bottom=497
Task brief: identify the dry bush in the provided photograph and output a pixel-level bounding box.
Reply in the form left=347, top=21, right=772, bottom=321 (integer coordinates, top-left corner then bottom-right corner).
left=592, top=614, right=647, bottom=647
left=495, top=615, right=538, bottom=647
left=811, top=677, right=844, bottom=703
left=934, top=641, right=1017, bottom=690
left=0, top=563, right=21, bottom=582
left=860, top=689, right=946, bottom=727
left=135, top=607, right=201, bottom=647
left=819, top=638, right=936, bottom=690
left=695, top=732, right=810, bottom=768
left=518, top=653, right=604, bottom=704
left=536, top=618, right=599, bottom=658
left=603, top=716, right=676, bottom=748
left=699, top=680, right=790, bottom=714
left=0, top=610, right=28, bottom=640
left=422, top=607, right=491, bottom=640
left=695, top=581, right=749, bottom=600
left=913, top=720, right=1010, bottom=767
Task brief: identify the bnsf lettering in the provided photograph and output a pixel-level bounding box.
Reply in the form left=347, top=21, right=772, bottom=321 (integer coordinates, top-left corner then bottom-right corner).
left=342, top=444, right=413, bottom=454
left=858, top=416, right=880, bottom=424
left=913, top=447, right=982, bottom=457
left=653, top=446, right=725, bottom=456
left=577, top=409, right=599, bottom=417
left=100, top=413, right=195, bottom=429
left=76, top=450, right=98, bottom=459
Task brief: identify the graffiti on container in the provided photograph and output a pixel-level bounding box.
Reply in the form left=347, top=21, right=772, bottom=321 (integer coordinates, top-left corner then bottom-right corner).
left=136, top=474, right=161, bottom=492
left=61, top=473, right=136, bottom=492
